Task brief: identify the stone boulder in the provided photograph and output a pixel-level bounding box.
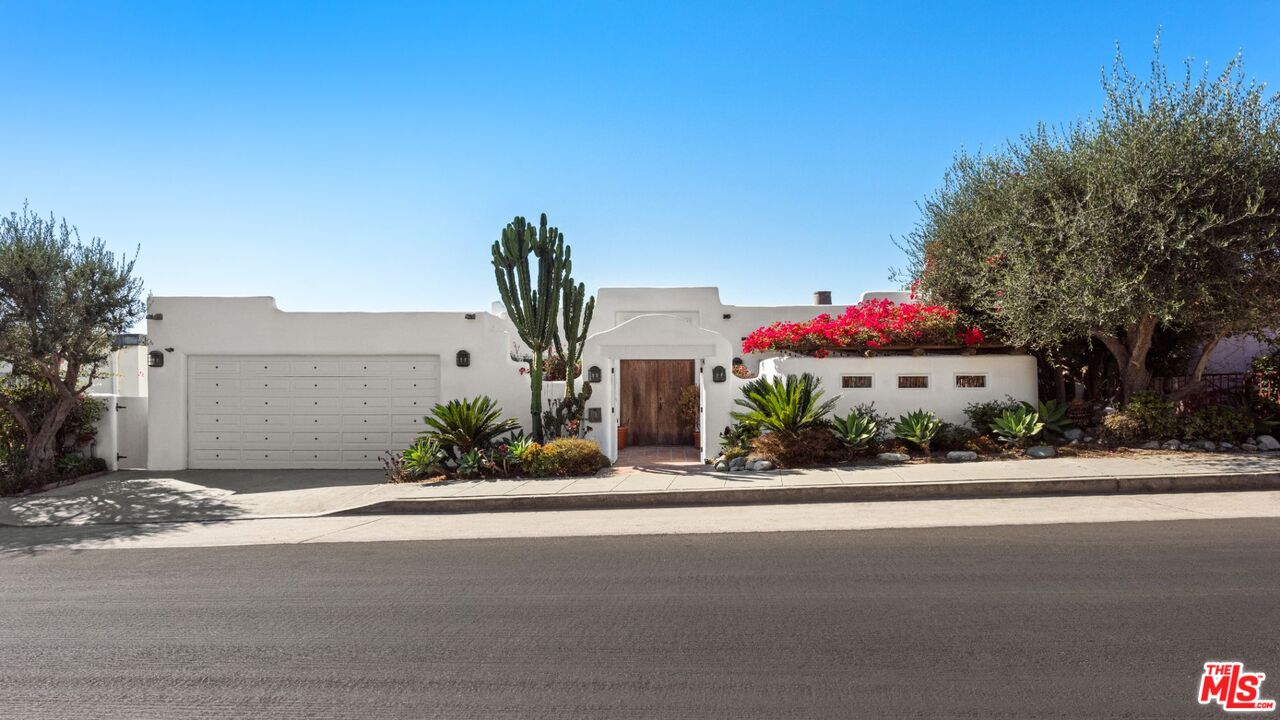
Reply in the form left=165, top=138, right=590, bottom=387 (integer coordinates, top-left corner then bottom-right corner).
left=877, top=452, right=910, bottom=464
left=1258, top=435, right=1280, bottom=451
left=945, top=450, right=978, bottom=462
left=1027, top=446, right=1057, bottom=459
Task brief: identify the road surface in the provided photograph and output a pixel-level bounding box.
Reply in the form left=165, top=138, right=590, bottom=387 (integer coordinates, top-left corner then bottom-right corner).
left=2, top=518, right=1277, bottom=718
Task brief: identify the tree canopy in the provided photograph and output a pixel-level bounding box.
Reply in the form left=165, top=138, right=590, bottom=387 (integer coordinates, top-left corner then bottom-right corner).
left=900, top=39, right=1280, bottom=400
left=0, top=205, right=143, bottom=483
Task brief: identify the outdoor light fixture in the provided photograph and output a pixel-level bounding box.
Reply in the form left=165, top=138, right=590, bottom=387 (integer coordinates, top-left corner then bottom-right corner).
left=587, top=365, right=602, bottom=383
left=146, top=313, right=163, bottom=321
left=712, top=366, right=727, bottom=383
left=587, top=407, right=602, bottom=423
left=722, top=313, right=732, bottom=320
left=464, top=313, right=476, bottom=320
left=148, top=350, right=165, bottom=368
left=456, top=350, right=471, bottom=367
left=732, top=356, right=744, bottom=366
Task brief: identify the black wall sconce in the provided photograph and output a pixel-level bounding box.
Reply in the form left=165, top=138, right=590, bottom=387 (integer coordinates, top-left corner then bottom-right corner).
left=147, top=350, right=165, bottom=368
left=456, top=350, right=471, bottom=367
left=722, top=313, right=732, bottom=320
left=587, top=407, right=602, bottom=423
left=732, top=356, right=744, bottom=367
left=712, top=366, right=727, bottom=383
left=587, top=365, right=602, bottom=383
left=464, top=313, right=476, bottom=320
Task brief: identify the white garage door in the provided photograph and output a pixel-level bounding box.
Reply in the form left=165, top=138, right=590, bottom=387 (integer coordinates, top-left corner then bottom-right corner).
left=187, top=355, right=440, bottom=469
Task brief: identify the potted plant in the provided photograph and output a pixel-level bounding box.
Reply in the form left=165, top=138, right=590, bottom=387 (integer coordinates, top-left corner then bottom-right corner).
left=677, top=384, right=700, bottom=448
left=617, top=422, right=628, bottom=451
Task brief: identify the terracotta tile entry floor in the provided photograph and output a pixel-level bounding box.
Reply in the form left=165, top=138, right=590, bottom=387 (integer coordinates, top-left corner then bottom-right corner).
left=610, top=445, right=704, bottom=474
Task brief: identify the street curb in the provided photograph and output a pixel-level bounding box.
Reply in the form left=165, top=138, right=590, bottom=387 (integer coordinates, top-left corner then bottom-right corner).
left=328, top=471, right=1280, bottom=516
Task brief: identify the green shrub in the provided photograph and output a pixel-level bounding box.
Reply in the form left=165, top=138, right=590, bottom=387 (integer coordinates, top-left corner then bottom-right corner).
left=964, top=397, right=1024, bottom=435
left=422, top=396, right=520, bottom=459
left=718, top=422, right=759, bottom=460
left=933, top=423, right=980, bottom=452
left=893, top=410, right=943, bottom=452
left=523, top=438, right=610, bottom=477
left=1100, top=411, right=1144, bottom=445
left=850, top=402, right=893, bottom=439
left=1124, top=391, right=1178, bottom=439
left=830, top=410, right=879, bottom=451
left=1181, top=405, right=1256, bottom=442
left=992, top=406, right=1044, bottom=445
left=750, top=425, right=844, bottom=467
left=732, top=373, right=837, bottom=434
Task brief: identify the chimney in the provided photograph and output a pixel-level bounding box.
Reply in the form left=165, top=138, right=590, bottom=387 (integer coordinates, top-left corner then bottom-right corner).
left=813, top=290, right=832, bottom=305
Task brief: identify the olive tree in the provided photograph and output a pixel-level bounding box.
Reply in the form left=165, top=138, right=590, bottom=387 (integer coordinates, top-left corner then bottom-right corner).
left=900, top=41, right=1280, bottom=401
left=0, top=206, right=144, bottom=484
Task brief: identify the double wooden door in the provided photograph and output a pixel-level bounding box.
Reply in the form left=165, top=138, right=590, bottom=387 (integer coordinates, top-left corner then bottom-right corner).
left=620, top=359, right=695, bottom=446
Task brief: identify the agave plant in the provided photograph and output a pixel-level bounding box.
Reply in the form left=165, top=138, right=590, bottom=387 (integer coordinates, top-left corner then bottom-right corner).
left=1025, top=399, right=1071, bottom=436
left=456, top=448, right=488, bottom=478
left=893, top=409, right=943, bottom=452
left=731, top=373, right=838, bottom=434
left=993, top=406, right=1044, bottom=445
left=422, top=396, right=521, bottom=460
left=401, top=437, right=445, bottom=477
left=830, top=410, right=878, bottom=450
left=507, top=436, right=536, bottom=462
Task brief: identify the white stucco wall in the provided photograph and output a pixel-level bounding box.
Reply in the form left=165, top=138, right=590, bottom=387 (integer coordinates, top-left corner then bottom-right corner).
left=145, top=297, right=531, bottom=470
left=759, top=354, right=1038, bottom=427
left=141, top=287, right=1037, bottom=469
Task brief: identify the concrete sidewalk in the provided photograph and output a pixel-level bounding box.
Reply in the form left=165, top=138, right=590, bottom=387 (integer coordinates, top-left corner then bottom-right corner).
left=3, top=451, right=1280, bottom=527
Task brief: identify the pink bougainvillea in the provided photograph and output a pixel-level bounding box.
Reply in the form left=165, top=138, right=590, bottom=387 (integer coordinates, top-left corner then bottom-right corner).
left=741, top=298, right=985, bottom=356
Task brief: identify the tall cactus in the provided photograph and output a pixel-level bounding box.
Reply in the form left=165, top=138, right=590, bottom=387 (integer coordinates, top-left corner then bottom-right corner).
left=550, top=276, right=595, bottom=436
left=492, top=214, right=568, bottom=443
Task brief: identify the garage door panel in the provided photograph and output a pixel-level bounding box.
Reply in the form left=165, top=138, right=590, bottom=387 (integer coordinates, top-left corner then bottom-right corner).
left=242, top=359, right=294, bottom=377
left=292, top=397, right=342, bottom=412
left=188, top=355, right=441, bottom=469
left=293, top=432, right=342, bottom=446
left=391, top=414, right=427, bottom=430
left=190, top=359, right=241, bottom=376
left=392, top=378, right=434, bottom=393
left=191, top=431, right=242, bottom=447
left=341, top=360, right=391, bottom=376
left=390, top=360, right=438, bottom=377
left=191, top=397, right=241, bottom=412
left=191, top=378, right=241, bottom=395
left=191, top=414, right=242, bottom=429
left=391, top=396, right=433, bottom=411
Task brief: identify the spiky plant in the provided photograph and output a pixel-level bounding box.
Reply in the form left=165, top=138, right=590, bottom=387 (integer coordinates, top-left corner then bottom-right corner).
left=401, top=437, right=445, bottom=477
left=1026, top=400, right=1071, bottom=436
left=893, top=409, right=943, bottom=452
left=422, top=396, right=520, bottom=460
left=830, top=410, right=879, bottom=450
left=992, top=406, right=1044, bottom=445
left=492, top=214, right=569, bottom=442
left=731, top=373, right=837, bottom=434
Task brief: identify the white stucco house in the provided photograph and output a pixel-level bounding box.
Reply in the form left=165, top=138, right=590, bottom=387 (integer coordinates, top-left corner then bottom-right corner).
left=96, top=287, right=1041, bottom=471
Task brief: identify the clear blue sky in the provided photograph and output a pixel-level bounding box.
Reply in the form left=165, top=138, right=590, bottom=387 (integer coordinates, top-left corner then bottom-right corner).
left=4, top=2, right=1279, bottom=317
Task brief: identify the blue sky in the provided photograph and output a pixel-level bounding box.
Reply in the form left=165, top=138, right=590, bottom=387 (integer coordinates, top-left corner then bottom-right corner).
left=3, top=2, right=1279, bottom=317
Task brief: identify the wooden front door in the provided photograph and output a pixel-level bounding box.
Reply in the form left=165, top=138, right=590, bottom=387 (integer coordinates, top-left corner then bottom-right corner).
left=620, top=359, right=695, bottom=446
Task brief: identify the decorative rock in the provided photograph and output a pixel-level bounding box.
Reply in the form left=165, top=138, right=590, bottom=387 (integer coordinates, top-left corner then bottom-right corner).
left=1161, top=439, right=1180, bottom=451
left=751, top=460, right=775, bottom=471
left=1027, top=445, right=1057, bottom=459
left=714, top=461, right=728, bottom=472
left=728, top=456, right=748, bottom=470
left=1258, top=435, right=1280, bottom=451
left=1082, top=436, right=1095, bottom=444
left=877, top=452, right=910, bottom=464
left=1140, top=441, right=1160, bottom=449
left=1063, top=428, right=1084, bottom=441
left=1197, top=440, right=1217, bottom=451
left=1242, top=443, right=1260, bottom=452
left=945, top=450, right=978, bottom=462
left=1219, top=442, right=1236, bottom=451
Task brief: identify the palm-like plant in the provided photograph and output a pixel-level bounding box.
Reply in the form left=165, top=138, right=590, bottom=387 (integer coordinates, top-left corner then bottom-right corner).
left=422, top=396, right=521, bottom=459
left=893, top=409, right=943, bottom=452
left=993, top=406, right=1044, bottom=445
left=830, top=410, right=879, bottom=450
left=731, top=373, right=837, bottom=434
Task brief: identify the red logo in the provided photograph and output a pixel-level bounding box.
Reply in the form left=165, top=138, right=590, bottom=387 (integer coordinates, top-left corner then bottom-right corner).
left=1199, top=662, right=1276, bottom=712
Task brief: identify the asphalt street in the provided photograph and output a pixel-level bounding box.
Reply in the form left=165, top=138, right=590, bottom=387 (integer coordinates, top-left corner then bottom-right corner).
left=2, top=518, right=1278, bottom=719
